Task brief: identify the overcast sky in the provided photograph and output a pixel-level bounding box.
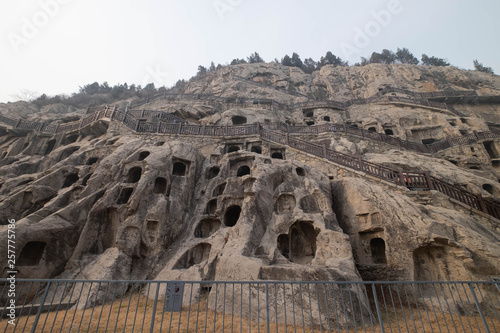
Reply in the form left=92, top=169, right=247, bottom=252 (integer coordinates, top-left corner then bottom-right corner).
left=1, top=0, right=499, bottom=103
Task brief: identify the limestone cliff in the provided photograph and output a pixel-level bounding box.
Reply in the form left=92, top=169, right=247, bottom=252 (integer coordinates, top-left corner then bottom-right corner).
left=0, top=63, right=499, bottom=286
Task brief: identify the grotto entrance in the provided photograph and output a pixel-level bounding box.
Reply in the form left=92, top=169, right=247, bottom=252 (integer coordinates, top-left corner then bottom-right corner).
left=278, top=221, right=318, bottom=264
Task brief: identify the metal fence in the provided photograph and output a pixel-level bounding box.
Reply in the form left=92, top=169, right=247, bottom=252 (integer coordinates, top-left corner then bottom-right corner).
left=0, top=279, right=499, bottom=332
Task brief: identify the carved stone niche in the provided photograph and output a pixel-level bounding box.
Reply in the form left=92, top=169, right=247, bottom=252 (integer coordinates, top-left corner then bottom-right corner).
left=357, top=212, right=384, bottom=233
left=118, top=226, right=141, bottom=258
left=358, top=230, right=386, bottom=265
left=275, top=193, right=296, bottom=214
left=173, top=243, right=212, bottom=269
left=277, top=221, right=319, bottom=265
left=146, top=220, right=159, bottom=244
left=243, top=177, right=256, bottom=192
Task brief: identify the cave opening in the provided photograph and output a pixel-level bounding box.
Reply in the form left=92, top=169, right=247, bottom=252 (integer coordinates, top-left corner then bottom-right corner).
left=237, top=165, right=250, bottom=177
left=208, top=167, right=220, bottom=179
left=271, top=152, right=284, bottom=160
left=370, top=238, right=387, bottom=264
left=232, top=116, right=247, bottom=125
left=384, top=129, right=394, bottom=135
left=62, top=173, right=79, bottom=188
left=251, top=146, right=262, bottom=154
left=18, top=241, right=47, bottom=266
left=117, top=188, right=134, bottom=204
left=172, top=162, right=187, bottom=176
left=127, top=167, right=142, bottom=183
left=44, top=140, right=56, bottom=156
left=228, top=146, right=240, bottom=153
left=154, top=177, right=167, bottom=194
left=87, top=157, right=98, bottom=165
left=194, top=219, right=221, bottom=238
left=138, top=151, right=150, bottom=161
left=224, top=205, right=241, bottom=227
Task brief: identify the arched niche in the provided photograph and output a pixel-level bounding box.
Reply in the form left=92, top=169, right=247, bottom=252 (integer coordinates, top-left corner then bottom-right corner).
left=296, top=167, right=305, bottom=176
left=276, top=194, right=296, bottom=213
left=208, top=167, right=220, bottom=179
left=251, top=146, right=262, bottom=154
left=62, top=173, right=79, bottom=188
left=17, top=241, right=46, bottom=266
left=299, top=195, right=320, bottom=213
left=370, top=238, right=387, bottom=264
left=138, top=151, right=150, bottom=161
left=228, top=146, right=240, bottom=153
left=173, top=161, right=187, bottom=176
left=278, top=221, right=318, bottom=264
left=213, top=183, right=226, bottom=197
left=224, top=205, right=241, bottom=227
left=271, top=152, right=284, bottom=159
left=117, top=188, right=134, bottom=204
left=237, top=165, right=250, bottom=177
left=205, top=199, right=217, bottom=215
left=127, top=167, right=142, bottom=183
left=483, top=184, right=494, bottom=195
left=154, top=177, right=167, bottom=194
left=232, top=116, right=247, bottom=125
left=173, top=243, right=212, bottom=269
left=194, top=219, right=221, bottom=238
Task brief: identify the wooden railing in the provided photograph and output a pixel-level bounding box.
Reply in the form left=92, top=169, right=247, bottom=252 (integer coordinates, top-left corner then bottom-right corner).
left=120, top=86, right=479, bottom=115
left=1, top=105, right=500, bottom=219
left=2, top=104, right=500, bottom=156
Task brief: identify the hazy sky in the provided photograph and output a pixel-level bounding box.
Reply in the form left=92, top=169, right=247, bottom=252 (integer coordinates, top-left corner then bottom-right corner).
left=1, top=0, right=499, bottom=103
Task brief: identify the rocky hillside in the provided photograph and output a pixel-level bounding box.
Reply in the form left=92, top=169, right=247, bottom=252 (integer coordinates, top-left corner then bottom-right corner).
left=0, top=63, right=499, bottom=285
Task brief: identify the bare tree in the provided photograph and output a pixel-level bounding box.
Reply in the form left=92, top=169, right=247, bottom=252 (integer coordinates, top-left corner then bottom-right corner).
left=9, top=89, right=39, bottom=102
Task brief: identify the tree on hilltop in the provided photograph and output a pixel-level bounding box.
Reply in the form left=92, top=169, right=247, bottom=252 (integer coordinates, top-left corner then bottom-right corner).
left=395, top=48, right=419, bottom=64
left=281, top=54, right=293, bottom=66
left=421, top=54, right=450, bottom=66
left=247, top=52, right=264, bottom=63
left=290, top=52, right=303, bottom=68
left=369, top=49, right=396, bottom=64
left=303, top=58, right=317, bottom=74
left=473, top=60, right=494, bottom=74
left=318, top=51, right=346, bottom=68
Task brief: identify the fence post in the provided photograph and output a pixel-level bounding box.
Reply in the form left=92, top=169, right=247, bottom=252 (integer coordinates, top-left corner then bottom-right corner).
left=265, top=283, right=271, bottom=333
left=256, top=123, right=260, bottom=136
left=202, top=124, right=206, bottom=136
left=157, top=121, right=161, bottom=133
left=398, top=169, right=406, bottom=187
left=358, top=155, right=363, bottom=171
left=476, top=194, right=488, bottom=214
left=371, top=284, right=385, bottom=333
left=141, top=109, right=145, bottom=118
left=110, top=106, right=116, bottom=120
left=135, top=121, right=140, bottom=132
left=30, top=281, right=51, bottom=333
left=423, top=171, right=435, bottom=190
left=178, top=122, right=183, bottom=135
left=149, top=282, right=161, bottom=333
left=468, top=283, right=491, bottom=333
left=225, top=124, right=228, bottom=138
left=473, top=130, right=480, bottom=140
left=323, top=144, right=327, bottom=158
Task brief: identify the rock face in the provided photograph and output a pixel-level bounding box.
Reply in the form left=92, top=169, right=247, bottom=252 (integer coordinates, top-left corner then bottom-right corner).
left=0, top=63, right=499, bottom=291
